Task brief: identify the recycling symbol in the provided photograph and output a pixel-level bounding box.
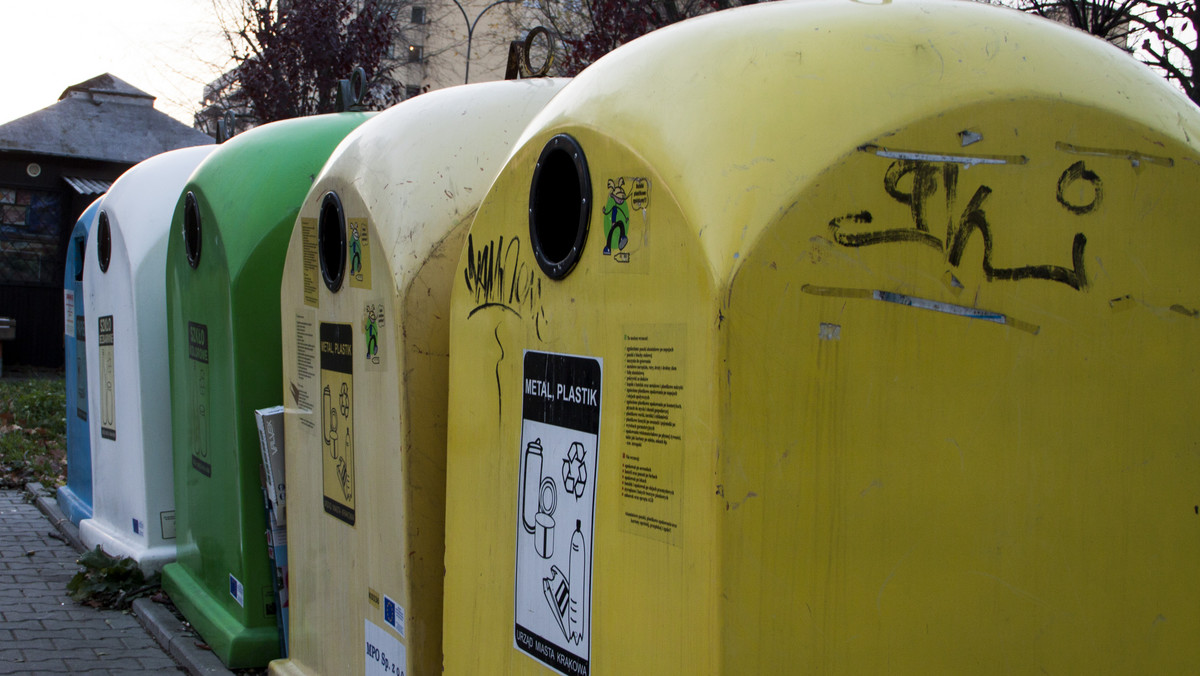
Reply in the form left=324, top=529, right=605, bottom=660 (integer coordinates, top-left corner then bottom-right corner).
left=561, top=441, right=587, bottom=499
left=339, top=382, right=350, bottom=418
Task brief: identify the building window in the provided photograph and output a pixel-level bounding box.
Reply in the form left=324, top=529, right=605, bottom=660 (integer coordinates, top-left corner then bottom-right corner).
left=411, top=6, right=426, bottom=24
left=0, top=187, right=65, bottom=285
left=408, top=44, right=423, bottom=63
left=0, top=188, right=59, bottom=239
left=0, top=189, right=25, bottom=228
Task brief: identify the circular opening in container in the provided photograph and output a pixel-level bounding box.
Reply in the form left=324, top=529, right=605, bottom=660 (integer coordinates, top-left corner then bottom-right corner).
left=318, top=191, right=347, bottom=292
left=529, top=134, right=591, bottom=279
left=97, top=211, right=112, bottom=274
left=183, top=191, right=202, bottom=269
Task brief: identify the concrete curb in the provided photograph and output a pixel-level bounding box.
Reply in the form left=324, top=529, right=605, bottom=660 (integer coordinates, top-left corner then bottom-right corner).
left=26, top=481, right=85, bottom=552
left=24, top=482, right=236, bottom=676
left=133, top=597, right=235, bottom=676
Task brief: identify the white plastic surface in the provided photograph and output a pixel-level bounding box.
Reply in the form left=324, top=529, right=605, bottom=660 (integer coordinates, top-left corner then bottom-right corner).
left=80, top=145, right=215, bottom=574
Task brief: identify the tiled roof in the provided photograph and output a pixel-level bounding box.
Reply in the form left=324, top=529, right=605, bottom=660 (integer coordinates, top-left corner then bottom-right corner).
left=62, top=176, right=112, bottom=195
left=0, top=73, right=213, bottom=163
left=59, top=73, right=156, bottom=101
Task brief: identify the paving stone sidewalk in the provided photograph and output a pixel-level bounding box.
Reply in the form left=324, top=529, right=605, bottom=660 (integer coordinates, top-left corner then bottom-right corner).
left=0, top=488, right=184, bottom=675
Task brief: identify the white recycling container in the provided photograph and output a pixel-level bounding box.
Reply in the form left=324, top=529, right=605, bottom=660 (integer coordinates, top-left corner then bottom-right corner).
left=79, top=145, right=215, bottom=573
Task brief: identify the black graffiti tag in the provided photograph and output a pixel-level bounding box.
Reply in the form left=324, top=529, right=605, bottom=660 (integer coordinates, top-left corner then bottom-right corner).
left=1056, top=161, right=1103, bottom=215
left=463, top=234, right=547, bottom=337
left=829, top=159, right=1093, bottom=290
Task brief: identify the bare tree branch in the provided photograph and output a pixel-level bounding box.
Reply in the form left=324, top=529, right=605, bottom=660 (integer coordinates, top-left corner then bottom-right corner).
left=1003, top=0, right=1200, bottom=105
left=507, top=0, right=774, bottom=76
left=203, top=0, right=408, bottom=130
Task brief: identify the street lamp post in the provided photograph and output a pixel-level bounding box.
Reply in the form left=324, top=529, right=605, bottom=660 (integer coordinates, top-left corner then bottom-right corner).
left=450, top=0, right=519, bottom=84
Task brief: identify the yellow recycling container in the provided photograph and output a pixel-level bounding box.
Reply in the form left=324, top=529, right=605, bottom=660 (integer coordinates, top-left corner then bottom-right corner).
left=270, top=79, right=567, bottom=676
left=443, top=1, right=1200, bottom=674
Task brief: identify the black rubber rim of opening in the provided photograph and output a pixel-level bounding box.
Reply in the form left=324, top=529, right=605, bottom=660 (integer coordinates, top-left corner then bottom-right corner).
left=529, top=134, right=591, bottom=280
left=97, top=211, right=112, bottom=274
left=319, top=191, right=347, bottom=292
left=183, top=191, right=202, bottom=269
left=75, top=235, right=86, bottom=282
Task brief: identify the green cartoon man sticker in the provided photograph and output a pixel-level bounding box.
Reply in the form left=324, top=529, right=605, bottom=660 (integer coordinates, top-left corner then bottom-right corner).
left=362, top=300, right=385, bottom=370
left=349, top=223, right=363, bottom=278
left=602, top=178, right=630, bottom=255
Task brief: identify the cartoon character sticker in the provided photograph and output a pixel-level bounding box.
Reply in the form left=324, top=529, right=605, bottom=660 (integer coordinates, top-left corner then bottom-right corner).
left=348, top=218, right=372, bottom=290
left=350, top=226, right=362, bottom=277
left=362, top=300, right=386, bottom=372
left=601, top=177, right=649, bottom=264
left=602, top=178, right=630, bottom=256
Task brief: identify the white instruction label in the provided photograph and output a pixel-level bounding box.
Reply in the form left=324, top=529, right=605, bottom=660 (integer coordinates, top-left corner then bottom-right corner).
left=365, top=618, right=405, bottom=676
left=515, top=351, right=601, bottom=676
left=98, top=315, right=115, bottom=441
left=160, top=510, right=176, bottom=540
left=292, top=309, right=318, bottom=435
left=64, top=290, right=75, bottom=337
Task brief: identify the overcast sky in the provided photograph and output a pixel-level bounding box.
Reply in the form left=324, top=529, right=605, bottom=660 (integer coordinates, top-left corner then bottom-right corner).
left=0, top=1, right=232, bottom=126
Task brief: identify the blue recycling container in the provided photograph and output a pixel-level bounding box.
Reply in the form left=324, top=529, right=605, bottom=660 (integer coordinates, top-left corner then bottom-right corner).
left=58, top=197, right=101, bottom=526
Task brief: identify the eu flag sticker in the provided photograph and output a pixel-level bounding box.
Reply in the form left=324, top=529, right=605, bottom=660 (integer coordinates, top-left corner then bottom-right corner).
left=229, top=574, right=245, bottom=607
left=383, top=595, right=405, bottom=638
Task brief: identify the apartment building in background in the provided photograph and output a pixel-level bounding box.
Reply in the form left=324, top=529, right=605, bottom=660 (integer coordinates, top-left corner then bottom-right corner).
left=393, top=0, right=536, bottom=94
left=196, top=0, right=542, bottom=136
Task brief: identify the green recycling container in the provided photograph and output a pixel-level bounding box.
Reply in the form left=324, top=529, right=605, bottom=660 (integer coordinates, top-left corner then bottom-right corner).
left=162, top=112, right=370, bottom=669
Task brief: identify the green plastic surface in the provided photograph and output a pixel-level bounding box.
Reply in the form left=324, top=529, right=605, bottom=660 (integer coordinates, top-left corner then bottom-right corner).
left=162, top=112, right=370, bottom=669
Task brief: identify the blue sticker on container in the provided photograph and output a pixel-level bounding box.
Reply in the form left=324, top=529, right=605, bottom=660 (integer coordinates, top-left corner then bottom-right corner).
left=229, top=574, right=245, bottom=607
left=383, top=595, right=405, bottom=638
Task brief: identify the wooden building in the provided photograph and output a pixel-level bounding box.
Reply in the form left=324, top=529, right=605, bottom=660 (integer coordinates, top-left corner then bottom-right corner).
left=0, top=74, right=213, bottom=369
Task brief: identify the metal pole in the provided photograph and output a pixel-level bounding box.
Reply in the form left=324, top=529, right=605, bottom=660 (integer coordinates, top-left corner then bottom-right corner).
left=450, top=0, right=519, bottom=84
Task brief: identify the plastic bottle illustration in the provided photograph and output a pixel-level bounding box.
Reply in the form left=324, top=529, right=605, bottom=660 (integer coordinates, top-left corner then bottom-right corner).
left=520, top=438, right=544, bottom=533
left=568, top=519, right=585, bottom=644
left=323, top=384, right=338, bottom=453
left=102, top=372, right=115, bottom=430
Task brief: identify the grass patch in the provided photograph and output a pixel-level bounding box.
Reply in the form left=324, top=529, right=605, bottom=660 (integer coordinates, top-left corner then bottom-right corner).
left=0, top=375, right=67, bottom=489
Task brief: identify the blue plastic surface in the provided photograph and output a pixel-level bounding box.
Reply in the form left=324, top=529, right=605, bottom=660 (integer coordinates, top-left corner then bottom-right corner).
left=58, top=197, right=101, bottom=526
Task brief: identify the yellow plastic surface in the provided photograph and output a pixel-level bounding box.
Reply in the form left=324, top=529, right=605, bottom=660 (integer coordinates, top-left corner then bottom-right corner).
left=271, top=79, right=567, bottom=676
left=443, top=1, right=1200, bottom=673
